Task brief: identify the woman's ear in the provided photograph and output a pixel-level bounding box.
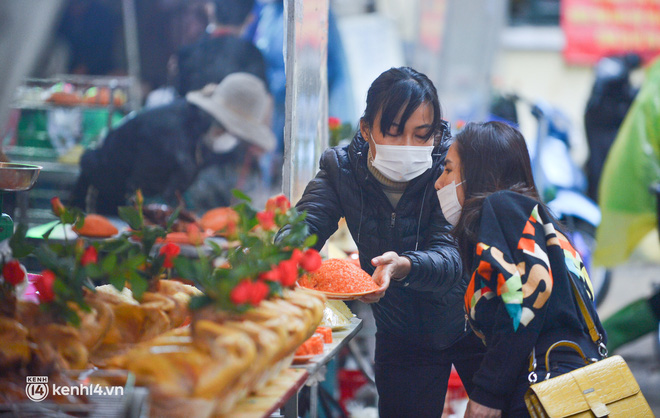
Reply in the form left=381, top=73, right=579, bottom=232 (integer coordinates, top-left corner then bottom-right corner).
left=359, top=119, right=370, bottom=141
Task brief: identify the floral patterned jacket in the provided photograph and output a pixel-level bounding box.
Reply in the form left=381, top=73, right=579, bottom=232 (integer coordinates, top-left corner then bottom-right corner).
left=465, top=190, right=606, bottom=410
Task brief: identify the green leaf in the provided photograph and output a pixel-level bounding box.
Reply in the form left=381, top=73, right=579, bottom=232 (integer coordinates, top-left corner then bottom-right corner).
left=303, top=234, right=318, bottom=248
left=109, top=274, right=125, bottom=291
left=166, top=206, right=181, bottom=230
left=101, top=253, right=118, bottom=272
left=85, top=263, right=105, bottom=279
left=61, top=211, right=76, bottom=225
left=188, top=294, right=213, bottom=310
left=9, top=224, right=34, bottom=258
left=173, top=257, right=198, bottom=282
left=64, top=306, right=81, bottom=327
left=34, top=246, right=59, bottom=270
left=118, top=206, right=142, bottom=230
left=53, top=278, right=68, bottom=295
left=207, top=240, right=223, bottom=254
left=232, top=189, right=252, bottom=202
left=42, top=224, right=57, bottom=240
left=99, top=239, right=132, bottom=253
left=129, top=272, right=148, bottom=300
left=73, top=215, right=86, bottom=230
left=124, top=254, right=146, bottom=270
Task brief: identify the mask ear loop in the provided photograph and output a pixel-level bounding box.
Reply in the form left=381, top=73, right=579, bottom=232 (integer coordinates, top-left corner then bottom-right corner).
left=367, top=131, right=376, bottom=163
left=367, top=146, right=375, bottom=164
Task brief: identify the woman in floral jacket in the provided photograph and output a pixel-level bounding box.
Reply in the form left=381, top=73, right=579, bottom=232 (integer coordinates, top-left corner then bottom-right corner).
left=435, top=121, right=606, bottom=417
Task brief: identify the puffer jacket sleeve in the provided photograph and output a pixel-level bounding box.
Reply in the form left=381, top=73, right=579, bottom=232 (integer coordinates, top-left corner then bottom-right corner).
left=293, top=148, right=345, bottom=251
left=399, top=192, right=463, bottom=294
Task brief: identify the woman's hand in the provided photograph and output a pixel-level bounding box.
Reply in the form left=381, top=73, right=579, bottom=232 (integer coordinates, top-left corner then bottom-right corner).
left=464, top=400, right=502, bottom=418
left=359, top=251, right=411, bottom=303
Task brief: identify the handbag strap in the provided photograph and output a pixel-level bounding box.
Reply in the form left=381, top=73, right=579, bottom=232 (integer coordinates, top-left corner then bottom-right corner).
left=528, top=270, right=607, bottom=383
left=542, top=340, right=595, bottom=379
left=567, top=272, right=608, bottom=358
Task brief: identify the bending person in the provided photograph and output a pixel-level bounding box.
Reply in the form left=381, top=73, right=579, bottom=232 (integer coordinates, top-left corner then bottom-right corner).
left=70, top=73, right=274, bottom=214
left=435, top=121, right=606, bottom=417
left=281, top=67, right=485, bottom=417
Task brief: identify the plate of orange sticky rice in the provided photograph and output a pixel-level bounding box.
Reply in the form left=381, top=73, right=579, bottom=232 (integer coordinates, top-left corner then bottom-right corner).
left=297, top=258, right=380, bottom=300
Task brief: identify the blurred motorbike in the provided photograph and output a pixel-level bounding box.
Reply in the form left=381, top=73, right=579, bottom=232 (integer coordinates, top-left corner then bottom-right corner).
left=584, top=53, right=641, bottom=201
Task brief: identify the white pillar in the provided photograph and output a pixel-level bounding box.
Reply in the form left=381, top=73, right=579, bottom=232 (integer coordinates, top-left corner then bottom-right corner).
left=283, top=0, right=330, bottom=204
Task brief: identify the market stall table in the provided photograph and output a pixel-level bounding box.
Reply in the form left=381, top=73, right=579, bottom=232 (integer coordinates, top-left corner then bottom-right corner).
left=290, top=317, right=363, bottom=418
left=223, top=317, right=363, bottom=418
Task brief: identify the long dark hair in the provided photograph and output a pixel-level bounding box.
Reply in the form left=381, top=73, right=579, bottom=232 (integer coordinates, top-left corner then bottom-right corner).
left=361, top=67, right=444, bottom=141
left=451, top=121, right=549, bottom=269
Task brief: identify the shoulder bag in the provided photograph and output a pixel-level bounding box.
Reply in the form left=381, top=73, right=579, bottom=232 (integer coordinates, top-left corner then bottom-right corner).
left=524, top=274, right=654, bottom=417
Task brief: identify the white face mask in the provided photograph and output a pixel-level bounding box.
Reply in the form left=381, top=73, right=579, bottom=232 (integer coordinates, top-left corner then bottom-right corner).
left=204, top=132, right=239, bottom=153
left=437, top=180, right=464, bottom=226
left=369, top=135, right=434, bottom=182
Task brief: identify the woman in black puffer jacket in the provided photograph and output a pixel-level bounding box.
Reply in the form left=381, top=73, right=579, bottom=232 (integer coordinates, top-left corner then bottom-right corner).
left=291, top=67, right=485, bottom=417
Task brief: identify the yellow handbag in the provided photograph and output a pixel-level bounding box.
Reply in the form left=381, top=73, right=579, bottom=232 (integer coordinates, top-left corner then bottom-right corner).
left=524, top=341, right=653, bottom=417
left=524, top=274, right=654, bottom=417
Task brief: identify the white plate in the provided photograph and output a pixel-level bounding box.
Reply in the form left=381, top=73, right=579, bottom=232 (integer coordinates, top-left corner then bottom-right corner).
left=292, top=354, right=321, bottom=364
left=297, top=284, right=379, bottom=301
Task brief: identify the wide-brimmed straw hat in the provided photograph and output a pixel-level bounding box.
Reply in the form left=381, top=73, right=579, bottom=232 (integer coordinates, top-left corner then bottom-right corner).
left=186, top=73, right=275, bottom=152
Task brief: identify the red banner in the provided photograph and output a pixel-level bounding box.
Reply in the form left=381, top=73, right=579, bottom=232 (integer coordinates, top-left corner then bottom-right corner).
left=562, top=0, right=660, bottom=65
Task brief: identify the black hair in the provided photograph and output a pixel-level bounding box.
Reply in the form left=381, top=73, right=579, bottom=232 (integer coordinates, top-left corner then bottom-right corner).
left=213, top=0, right=255, bottom=25
left=450, top=121, right=554, bottom=269
left=361, top=67, right=443, bottom=141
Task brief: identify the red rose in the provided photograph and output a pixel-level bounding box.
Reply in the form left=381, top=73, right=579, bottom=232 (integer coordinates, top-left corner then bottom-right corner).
left=35, top=270, right=56, bottom=303
left=159, top=242, right=181, bottom=257
left=250, top=280, right=270, bottom=305
left=2, top=260, right=26, bottom=286
left=230, top=279, right=252, bottom=305
left=290, top=248, right=304, bottom=265
left=50, top=197, right=65, bottom=217
left=159, top=242, right=181, bottom=268
left=277, top=259, right=299, bottom=287
left=300, top=249, right=322, bottom=272
left=256, top=211, right=276, bottom=230
left=80, top=246, right=98, bottom=266
left=265, top=194, right=291, bottom=214
left=259, top=266, right=281, bottom=282
left=328, top=117, right=341, bottom=130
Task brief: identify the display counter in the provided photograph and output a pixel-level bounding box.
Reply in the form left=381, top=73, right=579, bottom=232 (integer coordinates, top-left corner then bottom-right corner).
left=230, top=317, right=363, bottom=418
